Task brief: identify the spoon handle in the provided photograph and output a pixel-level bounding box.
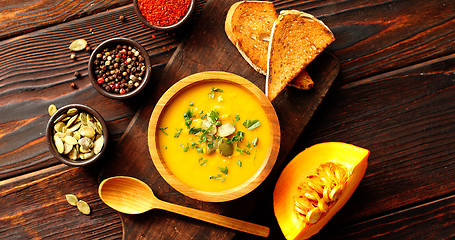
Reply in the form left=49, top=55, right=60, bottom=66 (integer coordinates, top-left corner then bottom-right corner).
left=154, top=199, right=269, bottom=237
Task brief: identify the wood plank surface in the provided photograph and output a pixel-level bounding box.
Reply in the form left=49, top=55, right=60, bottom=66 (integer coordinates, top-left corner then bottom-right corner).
left=0, top=2, right=206, bottom=180
left=0, top=0, right=131, bottom=40
left=0, top=164, right=123, bottom=239
left=1, top=0, right=454, bottom=239
left=237, top=52, right=455, bottom=240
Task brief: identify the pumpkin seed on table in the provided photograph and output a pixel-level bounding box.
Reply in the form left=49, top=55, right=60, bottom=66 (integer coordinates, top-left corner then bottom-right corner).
left=77, top=200, right=91, bottom=215
left=65, top=194, right=78, bottom=206
left=69, top=39, right=87, bottom=52
left=48, top=104, right=57, bottom=116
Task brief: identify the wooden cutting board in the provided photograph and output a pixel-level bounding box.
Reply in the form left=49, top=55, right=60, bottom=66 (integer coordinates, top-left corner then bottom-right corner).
left=100, top=0, right=340, bottom=239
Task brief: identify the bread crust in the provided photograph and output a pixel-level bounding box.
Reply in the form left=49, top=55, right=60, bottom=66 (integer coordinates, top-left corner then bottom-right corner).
left=225, top=1, right=276, bottom=75
left=266, top=10, right=335, bottom=100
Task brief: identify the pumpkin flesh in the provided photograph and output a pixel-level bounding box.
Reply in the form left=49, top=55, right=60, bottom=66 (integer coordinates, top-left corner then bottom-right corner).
left=273, top=142, right=369, bottom=239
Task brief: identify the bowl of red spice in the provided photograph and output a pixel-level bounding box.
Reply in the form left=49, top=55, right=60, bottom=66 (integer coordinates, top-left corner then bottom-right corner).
left=134, top=0, right=195, bottom=31
left=88, top=37, right=151, bottom=99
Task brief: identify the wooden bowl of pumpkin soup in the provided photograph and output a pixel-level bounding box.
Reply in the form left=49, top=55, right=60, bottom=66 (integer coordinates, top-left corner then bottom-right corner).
left=148, top=71, right=280, bottom=202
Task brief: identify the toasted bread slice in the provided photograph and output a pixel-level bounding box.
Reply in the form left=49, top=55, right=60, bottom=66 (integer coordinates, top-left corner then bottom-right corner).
left=225, top=1, right=313, bottom=89
left=266, top=10, right=335, bottom=100
left=225, top=1, right=276, bottom=75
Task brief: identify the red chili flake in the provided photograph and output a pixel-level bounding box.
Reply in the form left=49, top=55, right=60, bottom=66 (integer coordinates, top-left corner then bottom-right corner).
left=97, top=77, right=104, bottom=84
left=119, top=88, right=126, bottom=94
left=152, top=35, right=156, bottom=39
left=114, top=83, right=120, bottom=89
left=137, top=0, right=191, bottom=27
left=89, top=28, right=93, bottom=33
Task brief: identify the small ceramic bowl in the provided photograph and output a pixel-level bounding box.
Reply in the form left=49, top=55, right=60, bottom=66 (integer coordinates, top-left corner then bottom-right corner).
left=88, top=37, right=151, bottom=100
left=46, top=104, right=109, bottom=167
left=148, top=71, right=280, bottom=202
left=133, top=0, right=195, bottom=31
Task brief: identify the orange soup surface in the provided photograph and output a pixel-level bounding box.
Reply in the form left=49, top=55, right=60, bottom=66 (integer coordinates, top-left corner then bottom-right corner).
left=158, top=81, right=272, bottom=192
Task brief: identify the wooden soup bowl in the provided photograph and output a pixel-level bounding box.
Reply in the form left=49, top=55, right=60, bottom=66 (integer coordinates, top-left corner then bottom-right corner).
left=148, top=71, right=280, bottom=202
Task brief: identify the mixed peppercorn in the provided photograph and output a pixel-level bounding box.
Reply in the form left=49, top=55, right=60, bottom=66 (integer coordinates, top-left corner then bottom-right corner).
left=93, top=45, right=146, bottom=94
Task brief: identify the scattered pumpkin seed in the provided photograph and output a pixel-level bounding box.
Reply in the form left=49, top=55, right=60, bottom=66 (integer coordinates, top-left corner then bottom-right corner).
left=77, top=200, right=91, bottom=215
left=48, top=104, right=57, bottom=116
left=65, top=194, right=78, bottom=206
left=69, top=39, right=88, bottom=52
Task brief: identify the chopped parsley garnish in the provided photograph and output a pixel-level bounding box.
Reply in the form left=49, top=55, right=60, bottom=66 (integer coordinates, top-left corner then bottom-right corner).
left=189, top=102, right=194, bottom=106
left=208, top=87, right=223, bottom=99
left=235, top=114, right=240, bottom=122
left=189, top=127, right=202, bottom=135
left=210, top=174, right=223, bottom=180
left=199, top=158, right=207, bottom=166
left=163, top=146, right=167, bottom=149
left=246, top=142, right=253, bottom=150
left=159, top=127, right=169, bottom=136
left=199, top=126, right=213, bottom=143
left=174, top=128, right=183, bottom=138
left=208, top=110, right=220, bottom=125
left=219, top=166, right=228, bottom=175
left=196, top=147, right=204, bottom=153
left=210, top=166, right=228, bottom=182
left=252, top=137, right=259, bottom=146
left=183, top=143, right=189, bottom=152
left=236, top=160, right=242, bottom=167
left=183, top=109, right=194, bottom=128
left=236, top=148, right=251, bottom=155
left=243, top=119, right=261, bottom=130
left=226, top=131, right=245, bottom=143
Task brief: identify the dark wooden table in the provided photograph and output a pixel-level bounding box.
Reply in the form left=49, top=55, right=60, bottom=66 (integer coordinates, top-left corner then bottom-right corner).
left=1, top=0, right=454, bottom=239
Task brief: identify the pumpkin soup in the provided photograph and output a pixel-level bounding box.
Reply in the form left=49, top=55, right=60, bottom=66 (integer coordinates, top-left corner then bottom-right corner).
left=157, top=81, right=272, bottom=192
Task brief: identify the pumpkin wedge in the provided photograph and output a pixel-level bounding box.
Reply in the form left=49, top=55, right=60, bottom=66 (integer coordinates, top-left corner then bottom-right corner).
left=273, top=142, right=369, bottom=239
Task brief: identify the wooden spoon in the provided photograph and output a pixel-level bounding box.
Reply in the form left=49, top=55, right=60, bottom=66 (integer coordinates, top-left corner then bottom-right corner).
left=98, top=176, right=270, bottom=237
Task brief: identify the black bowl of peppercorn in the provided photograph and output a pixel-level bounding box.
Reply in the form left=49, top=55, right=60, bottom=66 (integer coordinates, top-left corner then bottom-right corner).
left=88, top=37, right=151, bottom=99
left=133, top=0, right=195, bottom=31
